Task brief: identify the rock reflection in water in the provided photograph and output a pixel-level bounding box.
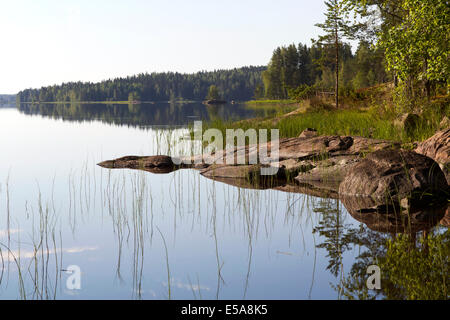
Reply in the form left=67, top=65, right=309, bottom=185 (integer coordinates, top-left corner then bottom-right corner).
left=340, top=195, right=447, bottom=234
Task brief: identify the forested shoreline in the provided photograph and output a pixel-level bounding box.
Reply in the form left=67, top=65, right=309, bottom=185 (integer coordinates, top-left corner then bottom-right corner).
left=16, top=66, right=266, bottom=103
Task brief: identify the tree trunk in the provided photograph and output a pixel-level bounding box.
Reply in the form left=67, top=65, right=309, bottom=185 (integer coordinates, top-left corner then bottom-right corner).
left=424, top=58, right=431, bottom=100
left=335, top=26, right=339, bottom=109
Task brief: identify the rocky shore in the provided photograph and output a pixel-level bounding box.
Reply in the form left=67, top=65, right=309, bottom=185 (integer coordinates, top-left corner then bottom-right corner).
left=98, top=128, right=449, bottom=229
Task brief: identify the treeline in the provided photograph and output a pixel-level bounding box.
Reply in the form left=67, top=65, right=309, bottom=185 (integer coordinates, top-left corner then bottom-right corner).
left=17, top=66, right=265, bottom=103
left=262, top=41, right=389, bottom=100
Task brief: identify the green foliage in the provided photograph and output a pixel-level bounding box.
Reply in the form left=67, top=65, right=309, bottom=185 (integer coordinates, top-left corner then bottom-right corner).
left=262, top=43, right=315, bottom=99
left=288, top=84, right=316, bottom=101
left=378, top=231, right=449, bottom=300
left=316, top=0, right=357, bottom=45
left=128, top=91, right=141, bottom=102
left=334, top=221, right=448, bottom=300
left=253, top=84, right=265, bottom=100
left=315, top=0, right=361, bottom=108
left=206, top=85, right=221, bottom=100
left=345, top=0, right=449, bottom=107
left=380, top=0, right=449, bottom=84
left=307, top=96, right=335, bottom=112
left=263, top=39, right=388, bottom=101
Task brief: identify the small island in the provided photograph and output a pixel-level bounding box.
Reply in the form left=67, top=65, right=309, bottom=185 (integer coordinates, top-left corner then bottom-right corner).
left=203, top=99, right=227, bottom=105
left=203, top=85, right=227, bottom=105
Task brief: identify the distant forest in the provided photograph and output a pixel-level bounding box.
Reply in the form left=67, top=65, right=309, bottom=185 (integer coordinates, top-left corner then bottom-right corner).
left=17, top=67, right=266, bottom=103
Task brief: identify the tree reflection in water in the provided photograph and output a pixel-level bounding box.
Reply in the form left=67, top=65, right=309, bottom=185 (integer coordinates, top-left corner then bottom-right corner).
left=313, top=196, right=449, bottom=300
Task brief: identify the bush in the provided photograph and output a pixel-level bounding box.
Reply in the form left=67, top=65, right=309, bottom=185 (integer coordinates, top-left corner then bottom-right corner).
left=308, top=96, right=335, bottom=112
left=339, top=86, right=367, bottom=101
left=288, top=84, right=316, bottom=101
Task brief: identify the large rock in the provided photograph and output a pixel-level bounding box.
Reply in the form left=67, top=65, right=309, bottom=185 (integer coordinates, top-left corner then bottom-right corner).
left=415, top=128, right=450, bottom=183
left=292, top=137, right=400, bottom=194
left=345, top=136, right=400, bottom=155
left=339, top=149, right=448, bottom=205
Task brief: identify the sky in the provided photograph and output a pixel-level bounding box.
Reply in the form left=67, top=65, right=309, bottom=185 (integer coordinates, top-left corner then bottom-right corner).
left=0, top=0, right=328, bottom=94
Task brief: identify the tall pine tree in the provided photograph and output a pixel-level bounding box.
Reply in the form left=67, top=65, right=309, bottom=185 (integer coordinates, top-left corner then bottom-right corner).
left=315, top=0, right=355, bottom=108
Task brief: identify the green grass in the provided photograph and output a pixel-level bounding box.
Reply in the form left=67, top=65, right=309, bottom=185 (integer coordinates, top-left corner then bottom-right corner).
left=243, top=103, right=298, bottom=118
left=204, top=105, right=448, bottom=144
left=212, top=84, right=449, bottom=144
left=244, top=99, right=297, bottom=105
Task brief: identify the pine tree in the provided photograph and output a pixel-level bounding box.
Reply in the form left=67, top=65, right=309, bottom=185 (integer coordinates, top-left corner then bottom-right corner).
left=315, top=0, right=355, bottom=108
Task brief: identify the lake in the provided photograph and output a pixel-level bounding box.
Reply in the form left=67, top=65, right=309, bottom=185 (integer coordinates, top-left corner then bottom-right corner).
left=0, top=102, right=446, bottom=299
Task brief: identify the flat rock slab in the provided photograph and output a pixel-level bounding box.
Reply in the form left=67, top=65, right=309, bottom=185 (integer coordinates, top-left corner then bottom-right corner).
left=98, top=155, right=180, bottom=173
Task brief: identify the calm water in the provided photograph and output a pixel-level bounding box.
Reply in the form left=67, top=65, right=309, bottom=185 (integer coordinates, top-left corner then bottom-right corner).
left=16, top=101, right=283, bottom=126
left=0, top=103, right=446, bottom=299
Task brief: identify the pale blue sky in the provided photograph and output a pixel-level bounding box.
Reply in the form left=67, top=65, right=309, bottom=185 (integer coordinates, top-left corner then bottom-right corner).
left=0, top=0, right=327, bottom=94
